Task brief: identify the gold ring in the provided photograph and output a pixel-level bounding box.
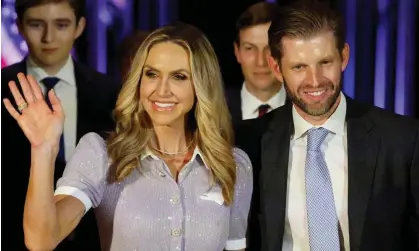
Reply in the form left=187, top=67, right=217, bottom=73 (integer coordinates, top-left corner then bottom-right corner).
left=18, top=102, right=28, bottom=112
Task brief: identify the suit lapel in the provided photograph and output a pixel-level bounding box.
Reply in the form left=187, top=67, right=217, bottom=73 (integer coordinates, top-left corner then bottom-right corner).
left=17, top=60, right=28, bottom=75
left=8, top=60, right=27, bottom=82
left=2, top=60, right=28, bottom=103
left=73, top=61, right=90, bottom=143
left=226, top=87, right=242, bottom=124
left=346, top=98, right=379, bottom=250
left=260, top=103, right=293, bottom=250
left=237, top=95, right=242, bottom=122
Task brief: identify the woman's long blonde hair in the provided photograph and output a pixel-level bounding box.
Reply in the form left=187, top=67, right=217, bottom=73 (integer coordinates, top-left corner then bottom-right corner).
left=106, top=23, right=236, bottom=205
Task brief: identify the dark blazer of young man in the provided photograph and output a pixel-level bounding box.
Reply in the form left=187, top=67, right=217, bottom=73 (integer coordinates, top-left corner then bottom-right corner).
left=2, top=59, right=121, bottom=251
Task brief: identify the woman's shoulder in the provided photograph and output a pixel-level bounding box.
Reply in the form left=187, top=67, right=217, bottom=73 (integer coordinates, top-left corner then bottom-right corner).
left=74, top=132, right=108, bottom=157
left=79, top=132, right=106, bottom=145
left=232, top=147, right=252, bottom=174
left=64, top=132, right=110, bottom=180
left=231, top=147, right=253, bottom=200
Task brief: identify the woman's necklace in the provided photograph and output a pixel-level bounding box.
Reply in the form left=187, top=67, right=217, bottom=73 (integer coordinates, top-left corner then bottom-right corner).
left=152, top=140, right=194, bottom=156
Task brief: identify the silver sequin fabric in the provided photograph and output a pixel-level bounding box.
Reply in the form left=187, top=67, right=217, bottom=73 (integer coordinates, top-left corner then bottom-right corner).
left=55, top=133, right=253, bottom=251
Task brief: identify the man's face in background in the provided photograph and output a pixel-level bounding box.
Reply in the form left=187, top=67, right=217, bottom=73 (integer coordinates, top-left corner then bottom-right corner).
left=234, top=22, right=277, bottom=91
left=18, top=2, right=85, bottom=70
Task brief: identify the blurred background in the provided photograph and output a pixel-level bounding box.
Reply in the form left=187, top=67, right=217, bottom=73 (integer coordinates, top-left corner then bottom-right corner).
left=2, top=0, right=418, bottom=117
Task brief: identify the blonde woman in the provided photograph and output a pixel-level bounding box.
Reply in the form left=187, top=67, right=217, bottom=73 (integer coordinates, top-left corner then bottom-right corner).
left=4, top=23, right=253, bottom=251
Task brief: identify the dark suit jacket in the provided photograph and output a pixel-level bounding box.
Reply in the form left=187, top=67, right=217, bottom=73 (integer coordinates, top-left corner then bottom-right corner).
left=1, top=59, right=120, bottom=251
left=225, top=86, right=243, bottom=125
left=234, top=96, right=419, bottom=251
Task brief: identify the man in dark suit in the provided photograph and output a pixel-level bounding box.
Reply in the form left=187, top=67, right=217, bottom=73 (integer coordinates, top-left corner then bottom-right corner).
left=235, top=2, right=418, bottom=251
left=1, top=0, right=119, bottom=250
left=226, top=2, right=286, bottom=124
left=227, top=4, right=288, bottom=248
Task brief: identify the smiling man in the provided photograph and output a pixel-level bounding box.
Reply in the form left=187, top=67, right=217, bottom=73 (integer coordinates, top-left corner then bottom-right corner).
left=226, top=2, right=286, bottom=124
left=234, top=1, right=419, bottom=251
left=1, top=0, right=120, bottom=250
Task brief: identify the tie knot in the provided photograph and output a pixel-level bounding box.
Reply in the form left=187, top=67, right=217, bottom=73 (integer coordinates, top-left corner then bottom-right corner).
left=307, top=127, right=329, bottom=151
left=42, top=77, right=60, bottom=91
left=258, top=104, right=270, bottom=117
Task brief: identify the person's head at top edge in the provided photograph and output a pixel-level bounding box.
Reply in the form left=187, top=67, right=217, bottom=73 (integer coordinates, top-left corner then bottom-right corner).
left=234, top=2, right=282, bottom=100
left=268, top=0, right=350, bottom=125
left=15, top=0, right=86, bottom=74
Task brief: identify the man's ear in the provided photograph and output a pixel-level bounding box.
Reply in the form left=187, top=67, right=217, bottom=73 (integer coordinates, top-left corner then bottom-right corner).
left=234, top=41, right=241, bottom=64
left=340, top=43, right=350, bottom=72
left=74, top=17, right=86, bottom=39
left=268, top=56, right=284, bottom=83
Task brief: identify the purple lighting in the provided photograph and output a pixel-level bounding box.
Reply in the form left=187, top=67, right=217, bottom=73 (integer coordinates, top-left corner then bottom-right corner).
left=373, top=0, right=394, bottom=110
left=342, top=0, right=356, bottom=98
left=157, top=0, right=177, bottom=28
left=394, top=0, right=417, bottom=116
left=88, top=0, right=107, bottom=73
left=158, top=0, right=169, bottom=26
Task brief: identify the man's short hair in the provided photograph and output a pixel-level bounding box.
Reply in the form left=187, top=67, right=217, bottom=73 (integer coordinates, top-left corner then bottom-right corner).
left=268, top=0, right=346, bottom=61
left=15, top=0, right=86, bottom=22
left=235, top=2, right=281, bottom=43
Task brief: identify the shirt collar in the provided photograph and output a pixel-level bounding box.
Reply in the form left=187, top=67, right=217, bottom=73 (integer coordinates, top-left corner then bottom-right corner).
left=141, top=146, right=210, bottom=169
left=240, top=82, right=287, bottom=118
left=26, top=55, right=76, bottom=86
left=292, top=92, right=346, bottom=139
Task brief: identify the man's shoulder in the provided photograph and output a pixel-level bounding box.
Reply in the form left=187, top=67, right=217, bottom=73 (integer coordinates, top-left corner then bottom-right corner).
left=225, top=85, right=241, bottom=95
left=369, top=105, right=418, bottom=131
left=2, top=61, right=26, bottom=79
left=348, top=98, right=419, bottom=134
left=234, top=104, right=289, bottom=137
left=73, top=61, right=121, bottom=99
left=2, top=61, right=27, bottom=97
left=225, top=85, right=241, bottom=103
left=73, top=61, right=116, bottom=84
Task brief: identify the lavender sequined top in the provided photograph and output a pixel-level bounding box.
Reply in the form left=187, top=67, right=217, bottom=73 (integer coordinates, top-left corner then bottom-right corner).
left=54, top=133, right=253, bottom=251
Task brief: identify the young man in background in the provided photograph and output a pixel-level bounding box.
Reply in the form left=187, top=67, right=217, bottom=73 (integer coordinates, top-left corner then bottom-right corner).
left=2, top=0, right=120, bottom=249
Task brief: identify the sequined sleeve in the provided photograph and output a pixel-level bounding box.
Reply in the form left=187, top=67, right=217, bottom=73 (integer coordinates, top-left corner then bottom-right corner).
left=54, top=132, right=109, bottom=213
left=225, top=148, right=253, bottom=250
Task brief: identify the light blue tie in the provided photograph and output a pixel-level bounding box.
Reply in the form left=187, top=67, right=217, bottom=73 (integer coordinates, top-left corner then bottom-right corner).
left=305, top=127, right=340, bottom=251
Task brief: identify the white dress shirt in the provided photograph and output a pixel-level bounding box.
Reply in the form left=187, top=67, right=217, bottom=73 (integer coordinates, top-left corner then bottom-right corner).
left=26, top=56, right=78, bottom=162
left=282, top=93, right=350, bottom=251
left=240, top=82, right=287, bottom=120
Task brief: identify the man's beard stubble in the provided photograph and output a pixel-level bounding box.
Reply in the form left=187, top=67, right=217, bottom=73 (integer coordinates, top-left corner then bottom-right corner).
left=283, top=79, right=342, bottom=117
